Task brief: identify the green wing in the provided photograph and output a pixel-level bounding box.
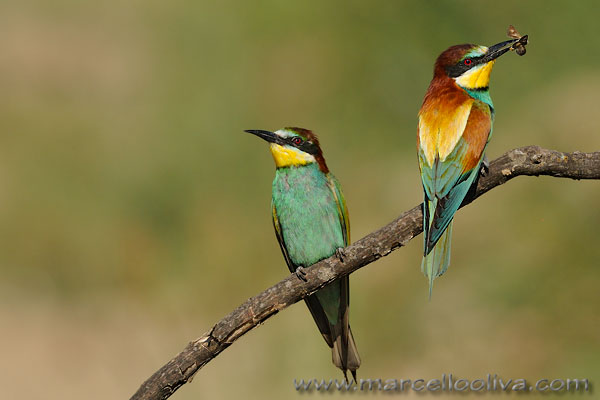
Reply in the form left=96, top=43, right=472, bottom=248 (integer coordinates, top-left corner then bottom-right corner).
left=419, top=139, right=479, bottom=253
left=326, top=173, right=359, bottom=374
left=271, top=200, right=297, bottom=274
left=326, top=173, right=350, bottom=247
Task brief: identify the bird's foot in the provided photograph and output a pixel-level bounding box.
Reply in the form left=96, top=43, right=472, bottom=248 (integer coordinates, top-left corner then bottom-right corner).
left=480, top=155, right=490, bottom=177
left=335, top=247, right=347, bottom=263
left=295, top=266, right=308, bottom=282
left=204, top=326, right=220, bottom=348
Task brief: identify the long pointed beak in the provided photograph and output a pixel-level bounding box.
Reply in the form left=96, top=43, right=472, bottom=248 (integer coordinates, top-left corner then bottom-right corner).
left=482, top=35, right=527, bottom=62
left=244, top=129, right=280, bottom=144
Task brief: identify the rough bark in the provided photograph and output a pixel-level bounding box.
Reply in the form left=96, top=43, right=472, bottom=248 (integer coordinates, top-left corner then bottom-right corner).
left=131, top=146, right=600, bottom=400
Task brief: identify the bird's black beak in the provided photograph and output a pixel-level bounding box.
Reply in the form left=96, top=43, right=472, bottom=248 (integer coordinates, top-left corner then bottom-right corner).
left=483, top=36, right=528, bottom=62
left=244, top=129, right=281, bottom=144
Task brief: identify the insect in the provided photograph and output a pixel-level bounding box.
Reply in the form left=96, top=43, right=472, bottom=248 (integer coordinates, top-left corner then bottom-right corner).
left=507, top=25, right=528, bottom=56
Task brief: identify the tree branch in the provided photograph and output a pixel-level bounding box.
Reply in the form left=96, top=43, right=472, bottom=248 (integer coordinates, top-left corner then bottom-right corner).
left=130, top=146, right=600, bottom=400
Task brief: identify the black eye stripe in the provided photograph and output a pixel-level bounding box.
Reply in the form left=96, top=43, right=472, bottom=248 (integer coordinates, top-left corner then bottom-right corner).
left=290, top=139, right=318, bottom=155
left=445, top=54, right=486, bottom=78
left=301, top=142, right=319, bottom=155
left=278, top=136, right=317, bottom=155
left=284, top=137, right=300, bottom=146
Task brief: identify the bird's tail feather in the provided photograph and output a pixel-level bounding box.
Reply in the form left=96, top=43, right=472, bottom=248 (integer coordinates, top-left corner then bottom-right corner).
left=305, top=281, right=360, bottom=381
left=421, top=221, right=452, bottom=299
left=331, top=326, right=360, bottom=382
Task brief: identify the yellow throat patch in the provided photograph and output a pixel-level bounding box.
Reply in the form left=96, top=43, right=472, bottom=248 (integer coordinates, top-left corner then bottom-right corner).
left=454, top=60, right=495, bottom=89
left=269, top=143, right=315, bottom=168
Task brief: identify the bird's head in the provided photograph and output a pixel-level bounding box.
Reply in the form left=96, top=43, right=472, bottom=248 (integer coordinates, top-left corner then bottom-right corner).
left=434, top=38, right=520, bottom=91
left=245, top=127, right=329, bottom=172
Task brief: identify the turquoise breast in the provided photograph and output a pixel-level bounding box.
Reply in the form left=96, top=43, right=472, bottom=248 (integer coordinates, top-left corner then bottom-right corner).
left=272, top=163, right=344, bottom=267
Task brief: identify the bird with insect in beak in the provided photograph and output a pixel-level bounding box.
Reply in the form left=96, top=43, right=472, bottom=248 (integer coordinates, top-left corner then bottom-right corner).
left=245, top=127, right=360, bottom=381
left=417, top=34, right=528, bottom=297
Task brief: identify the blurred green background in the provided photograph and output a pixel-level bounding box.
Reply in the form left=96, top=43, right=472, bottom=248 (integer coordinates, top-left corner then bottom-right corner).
left=1, top=1, right=599, bottom=398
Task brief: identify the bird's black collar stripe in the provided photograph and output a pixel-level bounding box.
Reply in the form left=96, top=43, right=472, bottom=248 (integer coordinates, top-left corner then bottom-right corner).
left=469, top=86, right=489, bottom=92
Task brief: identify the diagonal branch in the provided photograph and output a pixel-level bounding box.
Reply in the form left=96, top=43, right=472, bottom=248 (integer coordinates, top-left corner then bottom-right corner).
left=131, top=146, right=600, bottom=400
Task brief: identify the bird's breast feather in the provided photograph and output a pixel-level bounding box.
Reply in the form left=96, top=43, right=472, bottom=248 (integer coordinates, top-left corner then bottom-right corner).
left=418, top=99, right=474, bottom=167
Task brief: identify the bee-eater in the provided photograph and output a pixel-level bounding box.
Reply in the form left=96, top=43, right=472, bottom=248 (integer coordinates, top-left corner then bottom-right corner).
left=417, top=38, right=524, bottom=296
left=246, top=127, right=360, bottom=380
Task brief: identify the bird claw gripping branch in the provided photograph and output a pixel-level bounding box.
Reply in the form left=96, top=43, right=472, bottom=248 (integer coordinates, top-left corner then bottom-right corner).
left=335, top=247, right=347, bottom=263
left=294, top=266, right=308, bottom=282
left=480, top=155, right=490, bottom=177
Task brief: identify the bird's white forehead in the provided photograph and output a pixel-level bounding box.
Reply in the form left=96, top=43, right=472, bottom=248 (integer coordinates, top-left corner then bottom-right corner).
left=275, top=129, right=295, bottom=138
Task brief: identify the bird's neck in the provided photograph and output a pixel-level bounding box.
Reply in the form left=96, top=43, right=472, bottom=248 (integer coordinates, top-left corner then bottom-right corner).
left=462, top=87, right=494, bottom=111
left=425, top=75, right=494, bottom=112
left=274, top=163, right=329, bottom=189
left=276, top=162, right=322, bottom=175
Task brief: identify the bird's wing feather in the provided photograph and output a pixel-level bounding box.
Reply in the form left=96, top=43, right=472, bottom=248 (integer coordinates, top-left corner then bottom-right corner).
left=325, top=173, right=355, bottom=371
left=271, top=201, right=297, bottom=274
left=419, top=101, right=492, bottom=253
left=326, top=174, right=351, bottom=312
left=326, top=173, right=350, bottom=247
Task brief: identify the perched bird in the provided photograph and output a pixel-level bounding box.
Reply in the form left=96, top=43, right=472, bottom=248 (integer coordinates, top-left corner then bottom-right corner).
left=246, top=127, right=360, bottom=380
left=417, top=38, right=522, bottom=296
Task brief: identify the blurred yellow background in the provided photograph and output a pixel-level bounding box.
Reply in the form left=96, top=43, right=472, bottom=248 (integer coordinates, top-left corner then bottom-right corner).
left=1, top=1, right=598, bottom=399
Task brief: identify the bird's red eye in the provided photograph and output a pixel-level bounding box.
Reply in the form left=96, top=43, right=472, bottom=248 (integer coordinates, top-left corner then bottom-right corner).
left=291, top=137, right=303, bottom=145
left=464, top=58, right=472, bottom=66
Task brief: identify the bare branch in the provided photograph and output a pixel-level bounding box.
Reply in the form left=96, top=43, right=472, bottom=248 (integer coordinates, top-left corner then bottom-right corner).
left=130, top=146, right=600, bottom=400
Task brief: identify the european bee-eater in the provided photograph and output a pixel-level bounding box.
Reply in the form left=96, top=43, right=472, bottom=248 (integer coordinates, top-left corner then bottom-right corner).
left=417, top=37, right=525, bottom=296
left=246, top=127, right=360, bottom=380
